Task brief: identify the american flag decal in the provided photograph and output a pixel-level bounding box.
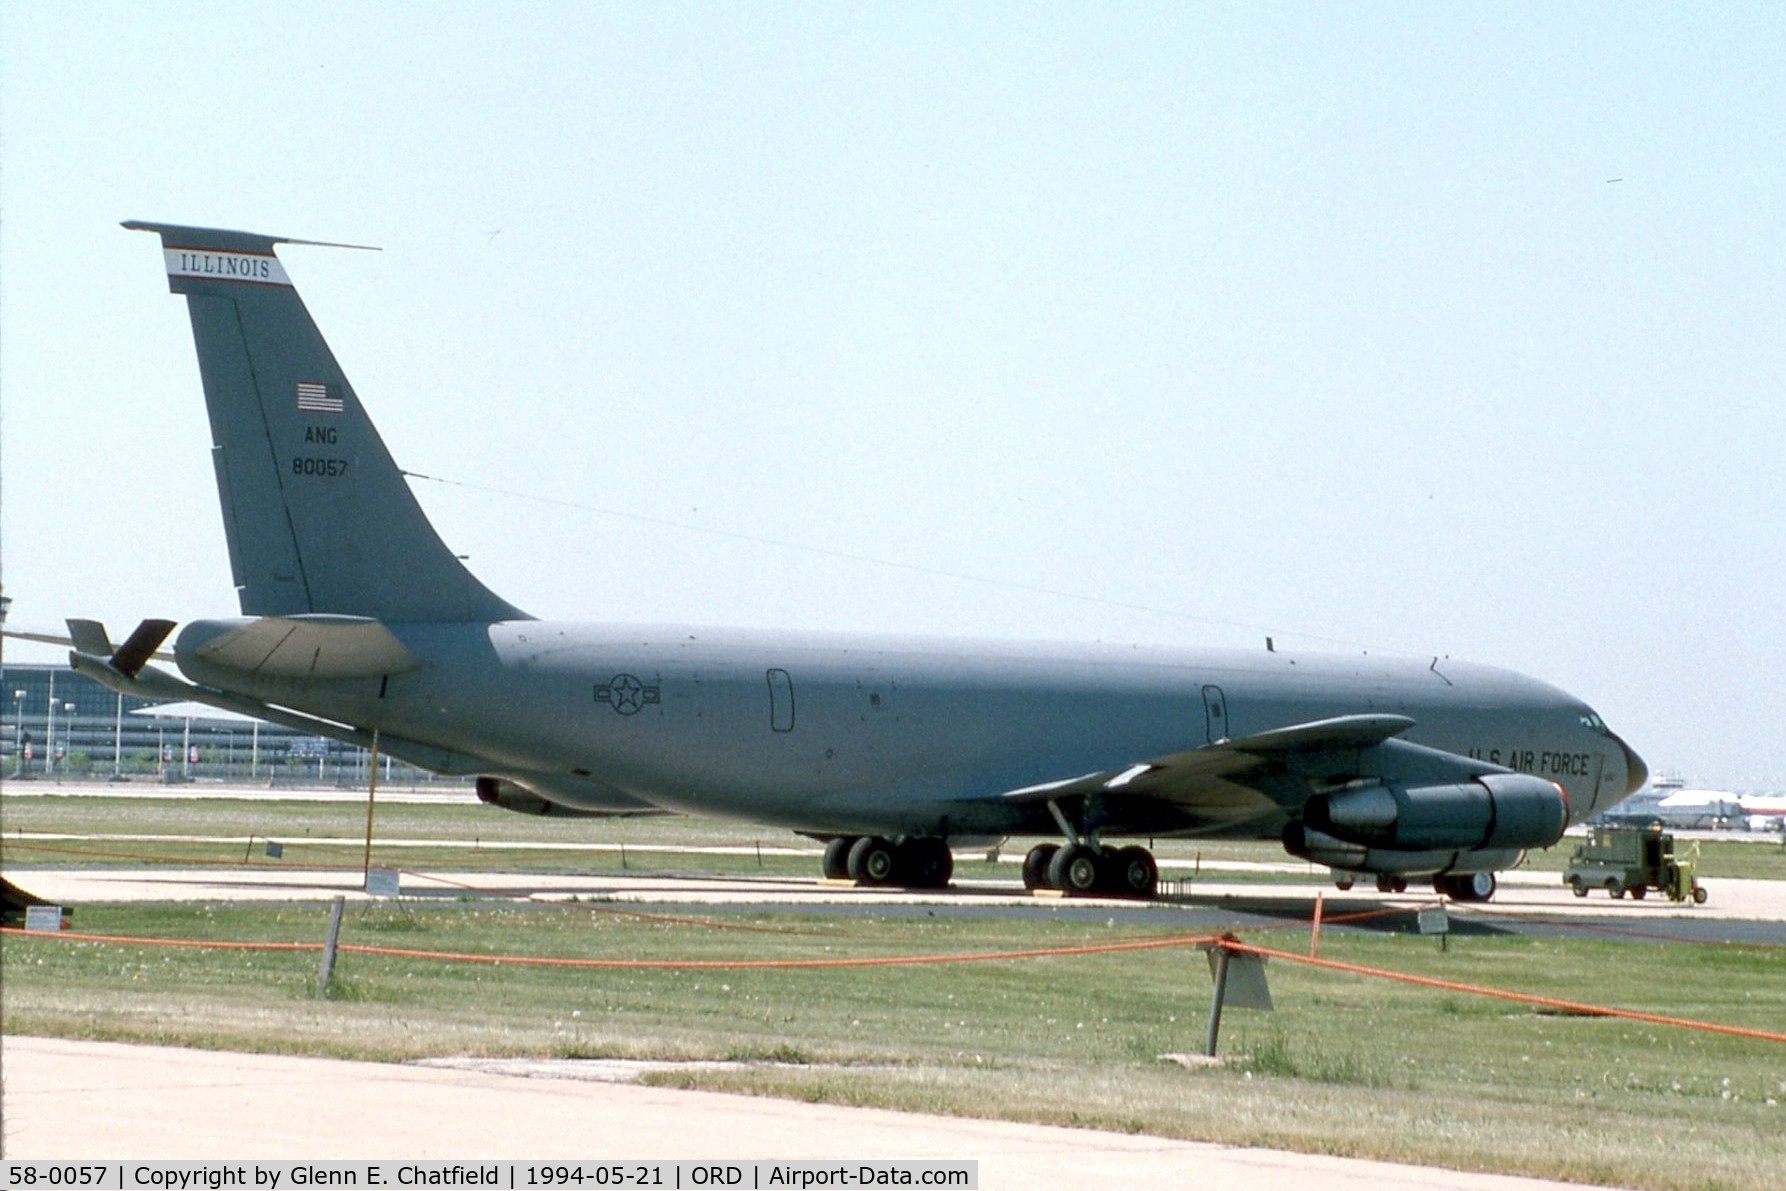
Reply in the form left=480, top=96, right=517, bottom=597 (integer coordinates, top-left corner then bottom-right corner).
left=296, top=381, right=344, bottom=413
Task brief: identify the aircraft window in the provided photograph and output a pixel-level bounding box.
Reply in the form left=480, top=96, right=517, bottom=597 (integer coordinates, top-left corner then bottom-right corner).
left=1578, top=711, right=1607, bottom=734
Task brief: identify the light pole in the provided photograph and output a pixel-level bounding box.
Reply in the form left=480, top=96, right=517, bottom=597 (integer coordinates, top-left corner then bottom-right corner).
left=113, top=691, right=125, bottom=779
left=62, top=701, right=76, bottom=773
left=11, top=689, right=24, bottom=776
left=45, top=673, right=57, bottom=776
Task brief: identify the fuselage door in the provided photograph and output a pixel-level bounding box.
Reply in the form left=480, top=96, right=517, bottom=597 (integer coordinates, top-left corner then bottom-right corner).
left=767, top=668, right=796, bottom=733
left=1202, top=684, right=1230, bottom=744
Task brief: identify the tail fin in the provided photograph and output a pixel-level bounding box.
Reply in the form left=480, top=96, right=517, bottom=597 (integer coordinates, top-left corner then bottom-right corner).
left=126, top=221, right=525, bottom=623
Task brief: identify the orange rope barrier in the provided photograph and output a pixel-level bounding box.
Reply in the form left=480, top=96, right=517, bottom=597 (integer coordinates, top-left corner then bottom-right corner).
left=0, top=928, right=317, bottom=953
left=9, top=922, right=1781, bottom=1045
left=1226, top=938, right=1786, bottom=1046
left=0, top=925, right=1220, bottom=969
left=331, top=932, right=1221, bottom=969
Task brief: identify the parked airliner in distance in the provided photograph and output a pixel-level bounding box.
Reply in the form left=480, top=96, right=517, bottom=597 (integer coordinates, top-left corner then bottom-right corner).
left=1609, top=775, right=1786, bottom=832
left=54, top=222, right=1646, bottom=901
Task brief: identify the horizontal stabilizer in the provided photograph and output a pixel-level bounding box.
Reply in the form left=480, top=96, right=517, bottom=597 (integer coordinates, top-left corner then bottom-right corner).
left=28, top=619, right=178, bottom=674
left=65, top=619, right=114, bottom=659
left=184, top=615, right=421, bottom=680
left=111, top=619, right=178, bottom=677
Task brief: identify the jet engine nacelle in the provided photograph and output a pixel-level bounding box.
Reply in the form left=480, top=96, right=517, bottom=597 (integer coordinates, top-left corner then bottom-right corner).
left=475, top=776, right=604, bottom=818
left=1283, top=824, right=1525, bottom=877
left=1302, top=773, right=1568, bottom=853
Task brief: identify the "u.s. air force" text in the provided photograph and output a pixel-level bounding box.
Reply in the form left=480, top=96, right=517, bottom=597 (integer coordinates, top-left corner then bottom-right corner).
left=1467, top=748, right=1595, bottom=776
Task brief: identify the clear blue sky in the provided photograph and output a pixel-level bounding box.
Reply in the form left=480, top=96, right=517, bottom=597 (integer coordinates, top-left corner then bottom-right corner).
left=3, top=2, right=1783, bottom=787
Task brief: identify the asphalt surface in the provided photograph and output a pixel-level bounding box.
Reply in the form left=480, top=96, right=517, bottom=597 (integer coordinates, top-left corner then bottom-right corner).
left=0, top=1036, right=1589, bottom=1189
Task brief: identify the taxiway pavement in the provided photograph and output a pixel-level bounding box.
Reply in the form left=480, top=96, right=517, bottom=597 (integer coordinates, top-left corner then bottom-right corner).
left=0, top=1036, right=1588, bottom=1189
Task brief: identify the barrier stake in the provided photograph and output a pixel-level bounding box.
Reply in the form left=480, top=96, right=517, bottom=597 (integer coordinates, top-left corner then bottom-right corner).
left=361, top=730, right=380, bottom=880
left=1204, top=944, right=1230, bottom=1057
left=317, top=895, right=345, bottom=997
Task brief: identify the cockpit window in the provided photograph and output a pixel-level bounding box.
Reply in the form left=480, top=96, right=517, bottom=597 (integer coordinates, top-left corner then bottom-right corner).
left=1578, top=710, right=1608, bottom=734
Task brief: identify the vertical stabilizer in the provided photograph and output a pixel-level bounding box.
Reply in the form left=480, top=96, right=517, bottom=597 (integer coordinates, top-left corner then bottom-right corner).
left=126, top=221, right=525, bottom=624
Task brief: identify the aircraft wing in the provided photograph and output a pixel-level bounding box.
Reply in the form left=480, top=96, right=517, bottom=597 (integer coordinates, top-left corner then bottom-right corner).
left=1001, top=713, right=1510, bottom=832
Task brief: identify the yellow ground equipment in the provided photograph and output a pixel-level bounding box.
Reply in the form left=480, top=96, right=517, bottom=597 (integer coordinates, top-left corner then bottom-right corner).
left=1563, top=822, right=1708, bottom=903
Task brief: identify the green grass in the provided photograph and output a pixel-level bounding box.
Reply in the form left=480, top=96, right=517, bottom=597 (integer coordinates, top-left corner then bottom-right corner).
left=3, top=900, right=1783, bottom=1190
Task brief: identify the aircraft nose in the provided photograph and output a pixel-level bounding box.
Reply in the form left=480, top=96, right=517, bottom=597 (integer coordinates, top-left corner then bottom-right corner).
left=1612, top=731, right=1648, bottom=797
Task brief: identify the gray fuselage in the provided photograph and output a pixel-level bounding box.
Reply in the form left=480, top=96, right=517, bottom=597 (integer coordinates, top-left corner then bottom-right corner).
left=177, top=619, right=1635, bottom=843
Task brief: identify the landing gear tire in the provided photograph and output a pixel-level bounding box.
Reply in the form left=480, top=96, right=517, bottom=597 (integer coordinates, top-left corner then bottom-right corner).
left=821, top=837, right=854, bottom=880
left=1334, top=875, right=1356, bottom=892
left=1022, top=844, right=1059, bottom=891
left=1108, top=845, right=1158, bottom=898
left=1630, top=886, right=1647, bottom=900
left=900, top=837, right=953, bottom=888
left=1048, top=843, right=1102, bottom=895
left=1375, top=874, right=1409, bottom=894
left=847, top=836, right=899, bottom=885
left=1437, top=872, right=1497, bottom=902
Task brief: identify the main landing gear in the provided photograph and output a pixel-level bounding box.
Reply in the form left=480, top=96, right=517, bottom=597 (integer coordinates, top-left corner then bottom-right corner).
left=1017, top=797, right=1160, bottom=898
left=1021, top=842, right=1159, bottom=898
left=821, top=835, right=954, bottom=889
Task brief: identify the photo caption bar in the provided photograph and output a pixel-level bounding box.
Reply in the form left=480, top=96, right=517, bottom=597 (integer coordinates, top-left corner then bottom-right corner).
left=0, top=1164, right=977, bottom=1190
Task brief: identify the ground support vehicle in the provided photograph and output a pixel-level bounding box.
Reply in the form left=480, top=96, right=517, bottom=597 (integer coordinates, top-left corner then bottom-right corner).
left=1563, top=823, right=1707, bottom=903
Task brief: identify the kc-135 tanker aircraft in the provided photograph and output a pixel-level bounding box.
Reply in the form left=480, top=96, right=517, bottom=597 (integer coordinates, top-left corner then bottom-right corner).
left=60, top=221, right=1646, bottom=901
